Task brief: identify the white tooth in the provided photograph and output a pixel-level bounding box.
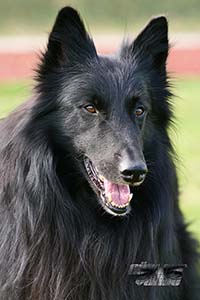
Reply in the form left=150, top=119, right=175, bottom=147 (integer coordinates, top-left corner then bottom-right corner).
left=99, top=175, right=105, bottom=181
left=111, top=201, right=116, bottom=207
left=107, top=194, right=112, bottom=203
left=128, top=193, right=133, bottom=202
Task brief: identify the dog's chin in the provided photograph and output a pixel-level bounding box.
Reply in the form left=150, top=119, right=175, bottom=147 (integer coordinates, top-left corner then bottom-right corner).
left=83, top=156, right=132, bottom=217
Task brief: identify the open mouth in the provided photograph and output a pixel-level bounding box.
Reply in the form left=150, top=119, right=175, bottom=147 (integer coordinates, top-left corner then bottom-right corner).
left=84, top=156, right=133, bottom=216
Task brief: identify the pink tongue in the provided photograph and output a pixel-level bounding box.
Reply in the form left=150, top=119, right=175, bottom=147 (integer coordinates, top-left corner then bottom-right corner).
left=104, top=178, right=131, bottom=205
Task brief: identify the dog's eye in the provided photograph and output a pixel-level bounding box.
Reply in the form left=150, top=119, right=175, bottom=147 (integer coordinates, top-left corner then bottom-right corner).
left=135, top=107, right=145, bottom=117
left=84, top=104, right=97, bottom=114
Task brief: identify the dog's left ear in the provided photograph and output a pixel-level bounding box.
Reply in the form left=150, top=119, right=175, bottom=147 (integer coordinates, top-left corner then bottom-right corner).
left=40, top=7, right=97, bottom=73
left=122, top=16, right=169, bottom=73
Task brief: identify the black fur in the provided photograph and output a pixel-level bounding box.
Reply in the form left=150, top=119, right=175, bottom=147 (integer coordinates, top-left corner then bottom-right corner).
left=0, top=7, right=199, bottom=300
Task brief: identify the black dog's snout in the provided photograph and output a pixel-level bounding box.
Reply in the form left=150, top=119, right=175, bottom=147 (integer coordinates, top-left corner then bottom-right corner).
left=120, top=165, right=148, bottom=184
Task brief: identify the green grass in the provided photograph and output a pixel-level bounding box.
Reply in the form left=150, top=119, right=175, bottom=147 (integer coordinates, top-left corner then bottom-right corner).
left=0, top=77, right=200, bottom=242
left=0, top=81, right=31, bottom=117
left=171, top=77, right=200, bottom=240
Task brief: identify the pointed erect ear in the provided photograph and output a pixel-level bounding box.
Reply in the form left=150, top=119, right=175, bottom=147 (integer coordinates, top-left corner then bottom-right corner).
left=40, top=7, right=97, bottom=73
left=122, top=17, right=169, bottom=73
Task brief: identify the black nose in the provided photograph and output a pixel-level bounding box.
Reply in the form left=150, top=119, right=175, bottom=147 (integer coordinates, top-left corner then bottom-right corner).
left=120, top=164, right=148, bottom=184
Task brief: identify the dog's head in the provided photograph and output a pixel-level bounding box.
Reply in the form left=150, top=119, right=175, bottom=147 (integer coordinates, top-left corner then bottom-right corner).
left=37, top=7, right=171, bottom=217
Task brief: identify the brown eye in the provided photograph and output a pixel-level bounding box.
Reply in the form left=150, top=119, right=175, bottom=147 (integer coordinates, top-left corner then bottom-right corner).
left=84, top=104, right=97, bottom=114
left=135, top=107, right=145, bottom=117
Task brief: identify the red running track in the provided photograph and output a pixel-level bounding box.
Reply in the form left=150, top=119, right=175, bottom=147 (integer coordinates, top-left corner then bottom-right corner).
left=0, top=47, right=200, bottom=80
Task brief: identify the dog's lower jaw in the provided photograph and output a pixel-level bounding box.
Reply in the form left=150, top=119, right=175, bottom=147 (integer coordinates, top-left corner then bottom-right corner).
left=101, top=199, right=131, bottom=217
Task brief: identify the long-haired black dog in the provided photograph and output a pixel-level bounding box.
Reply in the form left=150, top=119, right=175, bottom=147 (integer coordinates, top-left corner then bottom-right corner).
left=0, top=7, right=199, bottom=300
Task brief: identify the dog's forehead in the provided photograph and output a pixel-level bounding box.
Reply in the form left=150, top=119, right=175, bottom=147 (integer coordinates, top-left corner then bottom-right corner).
left=97, top=55, right=134, bottom=80
left=90, top=55, right=148, bottom=99
left=62, top=56, right=149, bottom=105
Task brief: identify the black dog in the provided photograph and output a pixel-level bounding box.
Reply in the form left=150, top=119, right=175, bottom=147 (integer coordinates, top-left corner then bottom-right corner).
left=0, top=7, right=199, bottom=300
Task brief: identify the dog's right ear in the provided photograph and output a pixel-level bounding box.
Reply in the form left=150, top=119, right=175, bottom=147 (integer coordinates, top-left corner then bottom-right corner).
left=121, top=16, right=169, bottom=74
left=39, top=7, right=97, bottom=74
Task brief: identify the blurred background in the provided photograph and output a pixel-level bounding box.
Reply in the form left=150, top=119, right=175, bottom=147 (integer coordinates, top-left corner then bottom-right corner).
left=0, top=1, right=199, bottom=241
